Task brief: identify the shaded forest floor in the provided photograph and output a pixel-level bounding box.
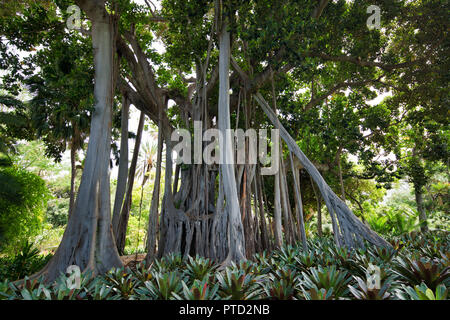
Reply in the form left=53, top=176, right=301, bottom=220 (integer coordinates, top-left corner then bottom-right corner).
left=121, top=254, right=146, bottom=269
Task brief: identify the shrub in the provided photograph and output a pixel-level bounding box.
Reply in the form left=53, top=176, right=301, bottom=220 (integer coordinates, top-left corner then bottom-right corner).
left=0, top=166, right=50, bottom=253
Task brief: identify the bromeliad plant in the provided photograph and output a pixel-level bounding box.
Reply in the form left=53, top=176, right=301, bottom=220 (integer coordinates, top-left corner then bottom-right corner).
left=369, top=246, right=398, bottom=264
left=103, top=267, right=138, bottom=299
left=327, top=246, right=365, bottom=277
left=2, top=277, right=52, bottom=300
left=396, top=283, right=448, bottom=300
left=233, top=260, right=269, bottom=276
left=172, top=279, right=220, bottom=300
left=263, top=267, right=300, bottom=300
left=301, top=266, right=351, bottom=299
left=393, top=256, right=450, bottom=291
left=348, top=276, right=392, bottom=300
left=86, top=278, right=118, bottom=300
left=5, top=271, right=94, bottom=300
left=135, top=271, right=184, bottom=300
left=131, top=261, right=153, bottom=285
left=216, top=267, right=264, bottom=300
left=273, top=245, right=298, bottom=267
left=184, top=255, right=218, bottom=283
left=302, top=287, right=334, bottom=300
left=153, top=253, right=185, bottom=273
left=294, top=249, right=319, bottom=272
left=1, top=233, right=448, bottom=300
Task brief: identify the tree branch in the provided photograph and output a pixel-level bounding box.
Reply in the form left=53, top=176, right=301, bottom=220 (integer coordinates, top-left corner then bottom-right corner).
left=312, top=0, right=329, bottom=19
left=144, top=0, right=166, bottom=22
left=74, top=0, right=107, bottom=21
left=304, top=76, right=382, bottom=111
left=307, top=52, right=420, bottom=72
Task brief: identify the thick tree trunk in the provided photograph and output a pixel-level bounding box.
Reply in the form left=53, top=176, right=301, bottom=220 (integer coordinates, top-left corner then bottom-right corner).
left=32, top=10, right=123, bottom=282
left=211, top=169, right=228, bottom=260
left=158, top=134, right=190, bottom=257
left=112, top=95, right=129, bottom=234
left=254, top=92, right=391, bottom=249
left=218, top=22, right=245, bottom=263
left=115, top=112, right=145, bottom=255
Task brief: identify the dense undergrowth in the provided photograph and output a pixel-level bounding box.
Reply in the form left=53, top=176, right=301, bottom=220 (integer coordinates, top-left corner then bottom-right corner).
left=0, top=232, right=448, bottom=300
left=0, top=241, right=52, bottom=281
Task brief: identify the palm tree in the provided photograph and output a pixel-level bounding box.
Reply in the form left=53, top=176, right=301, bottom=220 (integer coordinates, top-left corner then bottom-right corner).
left=136, top=139, right=158, bottom=188
left=132, top=128, right=162, bottom=257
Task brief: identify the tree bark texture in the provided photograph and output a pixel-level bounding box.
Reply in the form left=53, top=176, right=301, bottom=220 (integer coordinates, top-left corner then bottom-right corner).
left=32, top=8, right=123, bottom=282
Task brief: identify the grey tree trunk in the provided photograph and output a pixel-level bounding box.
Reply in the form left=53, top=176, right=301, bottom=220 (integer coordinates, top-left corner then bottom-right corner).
left=112, top=95, right=129, bottom=234
left=32, top=6, right=123, bottom=282
left=218, top=22, right=245, bottom=263
left=158, top=134, right=188, bottom=257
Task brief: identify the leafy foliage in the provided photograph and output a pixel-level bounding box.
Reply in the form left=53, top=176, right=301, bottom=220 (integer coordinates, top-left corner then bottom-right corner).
left=393, top=256, right=450, bottom=291
left=0, top=241, right=52, bottom=281
left=0, top=233, right=449, bottom=300
left=0, top=166, right=50, bottom=253
left=348, top=276, right=392, bottom=300
left=396, top=283, right=448, bottom=301
left=216, top=266, right=263, bottom=300
left=301, top=266, right=351, bottom=299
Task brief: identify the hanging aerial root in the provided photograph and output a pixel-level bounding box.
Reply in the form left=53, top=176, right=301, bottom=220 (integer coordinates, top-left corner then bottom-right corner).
left=254, top=92, right=392, bottom=250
